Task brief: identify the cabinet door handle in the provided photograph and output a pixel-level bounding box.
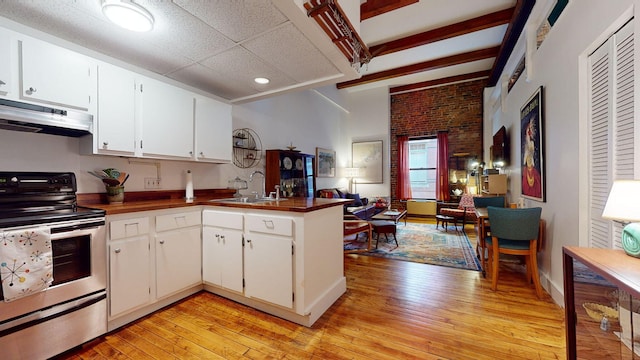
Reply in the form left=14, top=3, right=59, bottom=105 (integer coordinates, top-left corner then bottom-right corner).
left=26, top=87, right=37, bottom=94
left=0, top=80, right=5, bottom=85
left=199, top=152, right=204, bottom=157
left=246, top=239, right=252, bottom=243
left=159, top=240, right=165, bottom=244
left=102, top=141, right=109, bottom=147
left=114, top=248, right=121, bottom=253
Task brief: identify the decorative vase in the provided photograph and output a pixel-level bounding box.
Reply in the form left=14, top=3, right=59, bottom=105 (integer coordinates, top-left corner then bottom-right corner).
left=106, top=185, right=124, bottom=204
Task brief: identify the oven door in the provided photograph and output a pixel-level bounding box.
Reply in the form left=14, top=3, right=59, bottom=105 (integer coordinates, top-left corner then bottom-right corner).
left=0, top=217, right=106, bottom=324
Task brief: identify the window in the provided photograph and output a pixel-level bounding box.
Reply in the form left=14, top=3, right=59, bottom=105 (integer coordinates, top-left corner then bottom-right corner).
left=408, top=138, right=437, bottom=199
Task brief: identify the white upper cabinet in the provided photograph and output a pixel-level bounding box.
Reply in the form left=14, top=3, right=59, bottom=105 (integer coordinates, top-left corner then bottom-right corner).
left=139, top=77, right=194, bottom=159
left=20, top=38, right=92, bottom=110
left=95, top=63, right=136, bottom=156
left=194, top=95, right=232, bottom=163
left=0, top=28, right=12, bottom=96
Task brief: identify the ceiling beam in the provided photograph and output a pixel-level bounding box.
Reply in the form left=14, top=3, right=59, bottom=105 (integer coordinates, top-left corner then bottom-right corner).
left=389, top=70, right=490, bottom=94
left=368, top=8, right=514, bottom=57
left=487, top=0, right=536, bottom=86
left=337, top=46, right=500, bottom=89
left=361, top=0, right=418, bottom=21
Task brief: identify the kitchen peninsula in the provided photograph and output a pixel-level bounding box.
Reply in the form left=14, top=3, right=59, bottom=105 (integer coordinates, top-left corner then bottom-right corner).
left=80, top=191, right=351, bottom=328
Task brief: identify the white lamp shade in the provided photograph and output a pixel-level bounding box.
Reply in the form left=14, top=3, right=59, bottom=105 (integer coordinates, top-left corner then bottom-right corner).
left=602, top=180, right=640, bottom=222
left=344, top=167, right=360, bottom=178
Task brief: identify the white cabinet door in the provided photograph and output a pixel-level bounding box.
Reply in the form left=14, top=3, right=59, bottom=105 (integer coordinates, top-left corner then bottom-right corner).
left=139, top=77, right=194, bottom=159
left=202, top=226, right=243, bottom=292
left=244, top=233, right=293, bottom=308
left=109, top=235, right=150, bottom=317
left=20, top=39, right=91, bottom=110
left=96, top=63, right=136, bottom=155
left=155, top=227, right=202, bottom=298
left=0, top=28, right=12, bottom=96
left=194, top=95, right=232, bottom=163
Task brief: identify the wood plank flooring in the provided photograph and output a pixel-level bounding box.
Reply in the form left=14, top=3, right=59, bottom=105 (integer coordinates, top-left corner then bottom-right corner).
left=57, top=219, right=566, bottom=360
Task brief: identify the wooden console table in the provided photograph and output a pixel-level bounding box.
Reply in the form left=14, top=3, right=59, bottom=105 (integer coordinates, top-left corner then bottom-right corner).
left=563, top=247, right=640, bottom=359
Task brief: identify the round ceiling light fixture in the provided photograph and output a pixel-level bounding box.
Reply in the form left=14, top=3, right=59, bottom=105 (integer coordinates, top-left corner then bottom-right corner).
left=102, top=0, right=154, bottom=32
left=254, top=77, right=270, bottom=85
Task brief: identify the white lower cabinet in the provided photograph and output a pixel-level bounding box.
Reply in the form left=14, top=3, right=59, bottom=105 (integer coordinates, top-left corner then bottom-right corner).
left=244, top=233, right=293, bottom=308
left=108, top=217, right=151, bottom=318
left=107, top=209, right=202, bottom=330
left=203, top=206, right=346, bottom=327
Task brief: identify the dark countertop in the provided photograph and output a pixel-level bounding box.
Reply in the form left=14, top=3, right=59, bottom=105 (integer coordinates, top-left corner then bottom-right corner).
left=78, top=189, right=351, bottom=215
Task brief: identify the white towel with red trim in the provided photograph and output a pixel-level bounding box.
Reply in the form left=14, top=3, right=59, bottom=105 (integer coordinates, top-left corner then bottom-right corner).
left=0, top=227, right=53, bottom=302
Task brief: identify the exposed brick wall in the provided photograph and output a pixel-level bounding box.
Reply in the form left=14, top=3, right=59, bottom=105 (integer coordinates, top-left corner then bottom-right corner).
left=390, top=79, right=485, bottom=209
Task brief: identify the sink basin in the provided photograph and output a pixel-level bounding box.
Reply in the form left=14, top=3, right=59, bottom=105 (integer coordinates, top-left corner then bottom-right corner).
left=209, top=197, right=287, bottom=204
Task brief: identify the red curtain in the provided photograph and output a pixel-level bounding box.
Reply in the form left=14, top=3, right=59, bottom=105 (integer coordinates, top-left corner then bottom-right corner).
left=436, top=131, right=449, bottom=201
left=397, top=135, right=412, bottom=200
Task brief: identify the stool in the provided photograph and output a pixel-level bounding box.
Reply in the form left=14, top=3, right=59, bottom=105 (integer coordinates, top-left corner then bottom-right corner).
left=435, top=214, right=456, bottom=231
left=370, top=220, right=398, bottom=248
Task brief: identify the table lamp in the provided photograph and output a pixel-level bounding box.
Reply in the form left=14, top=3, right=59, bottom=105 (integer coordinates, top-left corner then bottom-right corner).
left=344, top=167, right=360, bottom=193
left=602, top=180, right=640, bottom=257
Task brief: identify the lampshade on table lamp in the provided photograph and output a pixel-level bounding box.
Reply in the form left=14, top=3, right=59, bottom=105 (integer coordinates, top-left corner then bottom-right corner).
left=602, top=180, right=640, bottom=257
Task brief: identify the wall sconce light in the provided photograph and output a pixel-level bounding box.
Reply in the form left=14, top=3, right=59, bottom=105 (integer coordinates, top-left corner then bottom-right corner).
left=102, top=0, right=154, bottom=32
left=602, top=180, right=640, bottom=257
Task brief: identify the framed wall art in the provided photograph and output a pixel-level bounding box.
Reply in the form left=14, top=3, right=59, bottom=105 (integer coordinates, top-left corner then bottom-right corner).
left=521, top=86, right=545, bottom=202
left=316, top=147, right=336, bottom=177
left=352, top=140, right=383, bottom=184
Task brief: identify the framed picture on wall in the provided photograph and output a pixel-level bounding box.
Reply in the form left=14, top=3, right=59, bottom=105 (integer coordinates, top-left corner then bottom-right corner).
left=352, top=140, right=383, bottom=184
left=521, top=86, right=545, bottom=202
left=316, top=147, right=336, bottom=177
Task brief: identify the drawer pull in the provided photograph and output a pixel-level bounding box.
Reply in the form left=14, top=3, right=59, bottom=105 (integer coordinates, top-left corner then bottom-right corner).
left=114, top=248, right=121, bottom=253
left=262, top=220, right=275, bottom=228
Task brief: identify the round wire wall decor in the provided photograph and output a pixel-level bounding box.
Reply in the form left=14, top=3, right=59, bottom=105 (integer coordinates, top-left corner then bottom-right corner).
left=232, top=128, right=262, bottom=168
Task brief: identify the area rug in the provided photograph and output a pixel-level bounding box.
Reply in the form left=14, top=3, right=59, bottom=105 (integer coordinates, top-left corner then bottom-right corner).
left=345, top=222, right=482, bottom=271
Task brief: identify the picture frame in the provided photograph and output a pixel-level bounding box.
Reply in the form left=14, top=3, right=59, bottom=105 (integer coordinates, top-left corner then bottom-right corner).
left=316, top=147, right=336, bottom=178
left=352, top=140, right=383, bottom=184
left=521, top=86, right=545, bottom=202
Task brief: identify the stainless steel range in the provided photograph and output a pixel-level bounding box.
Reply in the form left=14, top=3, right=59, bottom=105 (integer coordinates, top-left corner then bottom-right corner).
left=0, top=172, right=107, bottom=359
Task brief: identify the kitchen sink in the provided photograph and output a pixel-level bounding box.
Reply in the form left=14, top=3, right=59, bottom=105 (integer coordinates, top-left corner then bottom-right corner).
left=209, top=197, right=287, bottom=204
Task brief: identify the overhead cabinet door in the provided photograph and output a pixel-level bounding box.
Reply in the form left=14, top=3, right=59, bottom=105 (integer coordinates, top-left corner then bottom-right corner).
left=20, top=39, right=91, bottom=110
left=139, top=77, right=194, bottom=159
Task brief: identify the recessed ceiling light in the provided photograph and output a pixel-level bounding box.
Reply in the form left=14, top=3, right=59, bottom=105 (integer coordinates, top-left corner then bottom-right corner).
left=102, top=0, right=154, bottom=32
left=254, top=77, right=270, bottom=85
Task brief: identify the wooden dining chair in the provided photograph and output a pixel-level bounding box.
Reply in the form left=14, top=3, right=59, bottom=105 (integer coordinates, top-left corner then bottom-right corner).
left=343, top=220, right=372, bottom=253
left=486, top=206, right=543, bottom=298
left=473, top=196, right=505, bottom=273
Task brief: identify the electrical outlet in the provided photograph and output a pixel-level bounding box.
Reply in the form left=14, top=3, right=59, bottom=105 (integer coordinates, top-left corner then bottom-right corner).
left=144, top=177, right=161, bottom=189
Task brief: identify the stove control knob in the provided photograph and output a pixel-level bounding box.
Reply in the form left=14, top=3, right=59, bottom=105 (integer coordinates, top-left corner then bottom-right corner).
left=10, top=177, right=17, bottom=183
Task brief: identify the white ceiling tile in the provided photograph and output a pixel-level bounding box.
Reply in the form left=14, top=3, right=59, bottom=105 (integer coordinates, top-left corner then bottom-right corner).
left=173, top=0, right=288, bottom=42
left=243, top=23, right=340, bottom=83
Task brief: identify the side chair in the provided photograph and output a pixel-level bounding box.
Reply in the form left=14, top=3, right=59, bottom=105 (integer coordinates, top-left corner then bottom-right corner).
left=343, top=220, right=372, bottom=253
left=473, top=196, right=505, bottom=273
left=486, top=206, right=543, bottom=298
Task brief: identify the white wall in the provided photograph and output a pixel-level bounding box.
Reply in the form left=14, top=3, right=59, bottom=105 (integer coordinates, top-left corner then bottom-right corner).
left=344, top=86, right=390, bottom=198
left=0, top=85, right=349, bottom=197
left=484, top=0, right=638, bottom=305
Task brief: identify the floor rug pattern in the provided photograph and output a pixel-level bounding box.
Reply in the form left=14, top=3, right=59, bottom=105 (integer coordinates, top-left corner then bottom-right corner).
left=345, top=222, right=482, bottom=271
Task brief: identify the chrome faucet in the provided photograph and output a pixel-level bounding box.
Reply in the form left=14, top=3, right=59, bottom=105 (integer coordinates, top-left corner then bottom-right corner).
left=249, top=170, right=266, bottom=198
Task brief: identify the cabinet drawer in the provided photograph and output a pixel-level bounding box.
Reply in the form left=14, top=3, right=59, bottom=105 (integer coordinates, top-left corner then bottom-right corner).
left=246, top=215, right=293, bottom=237
left=156, top=211, right=201, bottom=232
left=110, top=217, right=149, bottom=240
left=203, top=210, right=243, bottom=230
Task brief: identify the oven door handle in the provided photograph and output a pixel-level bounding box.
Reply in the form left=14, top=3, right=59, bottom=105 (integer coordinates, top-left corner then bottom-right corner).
left=0, top=290, right=106, bottom=337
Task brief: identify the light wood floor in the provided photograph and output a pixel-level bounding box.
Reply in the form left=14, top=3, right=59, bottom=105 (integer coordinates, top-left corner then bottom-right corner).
left=59, top=218, right=566, bottom=360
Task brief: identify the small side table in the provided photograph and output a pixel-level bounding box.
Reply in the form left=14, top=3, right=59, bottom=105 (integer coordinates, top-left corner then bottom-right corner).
left=370, top=220, right=399, bottom=248
left=435, top=214, right=457, bottom=231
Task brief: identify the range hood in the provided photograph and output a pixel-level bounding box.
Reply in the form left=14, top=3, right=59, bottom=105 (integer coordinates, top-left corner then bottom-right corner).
left=0, top=99, right=93, bottom=137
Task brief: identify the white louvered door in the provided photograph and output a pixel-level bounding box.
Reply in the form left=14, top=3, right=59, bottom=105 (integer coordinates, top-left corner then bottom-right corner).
left=588, top=19, right=635, bottom=249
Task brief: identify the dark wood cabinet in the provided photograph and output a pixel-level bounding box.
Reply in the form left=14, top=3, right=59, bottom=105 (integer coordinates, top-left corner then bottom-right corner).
left=563, top=246, right=640, bottom=359
left=265, top=150, right=315, bottom=198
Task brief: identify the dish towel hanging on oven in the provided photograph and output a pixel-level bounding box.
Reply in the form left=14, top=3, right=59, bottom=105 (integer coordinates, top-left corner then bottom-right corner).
left=0, top=227, right=53, bottom=302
